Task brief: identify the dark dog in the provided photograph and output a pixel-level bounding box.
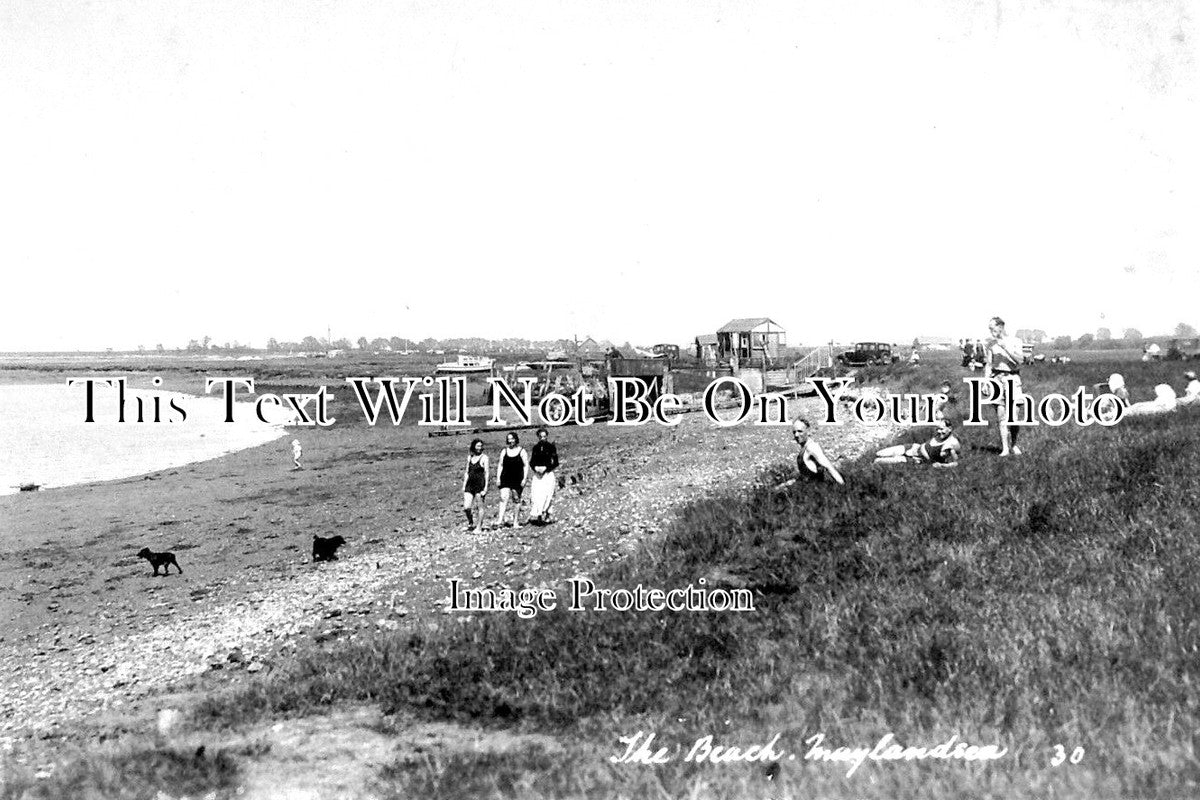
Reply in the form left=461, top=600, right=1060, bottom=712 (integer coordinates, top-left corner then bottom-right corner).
left=312, top=534, right=346, bottom=562
left=137, top=547, right=182, bottom=576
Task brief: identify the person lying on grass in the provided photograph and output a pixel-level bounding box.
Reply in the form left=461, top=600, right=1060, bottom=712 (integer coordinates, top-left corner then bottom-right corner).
left=776, top=417, right=845, bottom=488
left=874, top=419, right=961, bottom=467
left=1126, top=383, right=1178, bottom=416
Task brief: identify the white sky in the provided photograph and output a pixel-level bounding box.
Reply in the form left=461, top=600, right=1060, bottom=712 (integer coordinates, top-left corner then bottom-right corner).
left=2, top=0, right=1197, bottom=351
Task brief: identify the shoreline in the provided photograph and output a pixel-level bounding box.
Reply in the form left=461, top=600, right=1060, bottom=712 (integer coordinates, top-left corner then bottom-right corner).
left=0, top=399, right=899, bottom=748
left=0, top=383, right=293, bottom=495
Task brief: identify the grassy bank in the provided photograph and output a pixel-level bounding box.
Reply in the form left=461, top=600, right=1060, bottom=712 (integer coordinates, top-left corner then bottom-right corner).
left=7, top=359, right=1200, bottom=799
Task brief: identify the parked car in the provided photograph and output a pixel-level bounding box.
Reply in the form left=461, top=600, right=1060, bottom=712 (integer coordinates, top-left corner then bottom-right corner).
left=652, top=343, right=680, bottom=362
left=837, top=342, right=900, bottom=367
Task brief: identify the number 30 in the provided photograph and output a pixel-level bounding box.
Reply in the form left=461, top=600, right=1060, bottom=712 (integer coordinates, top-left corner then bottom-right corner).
left=1051, top=744, right=1085, bottom=766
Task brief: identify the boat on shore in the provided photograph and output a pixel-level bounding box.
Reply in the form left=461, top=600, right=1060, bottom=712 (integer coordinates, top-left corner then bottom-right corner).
left=435, top=355, right=495, bottom=374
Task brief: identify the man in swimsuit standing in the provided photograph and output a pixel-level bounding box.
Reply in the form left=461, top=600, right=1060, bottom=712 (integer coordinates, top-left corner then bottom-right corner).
left=985, top=316, right=1025, bottom=457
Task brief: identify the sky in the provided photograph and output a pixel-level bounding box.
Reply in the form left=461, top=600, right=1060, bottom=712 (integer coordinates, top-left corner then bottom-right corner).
left=2, top=0, right=1197, bottom=351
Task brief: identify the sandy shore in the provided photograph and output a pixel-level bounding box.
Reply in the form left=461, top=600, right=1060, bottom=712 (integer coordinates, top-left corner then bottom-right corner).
left=0, top=397, right=899, bottom=757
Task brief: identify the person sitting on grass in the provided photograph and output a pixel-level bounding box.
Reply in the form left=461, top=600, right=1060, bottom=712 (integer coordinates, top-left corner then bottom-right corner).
left=874, top=419, right=961, bottom=467
left=777, top=417, right=845, bottom=488
left=1180, top=371, right=1200, bottom=405
left=1091, top=373, right=1130, bottom=419
left=1107, top=373, right=1130, bottom=404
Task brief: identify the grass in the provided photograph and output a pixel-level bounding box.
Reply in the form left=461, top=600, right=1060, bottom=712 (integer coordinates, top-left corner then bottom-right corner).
left=0, top=742, right=251, bottom=800
left=7, top=356, right=1200, bottom=798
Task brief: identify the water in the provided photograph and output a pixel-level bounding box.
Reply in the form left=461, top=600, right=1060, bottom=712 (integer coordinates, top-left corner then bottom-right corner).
left=0, top=383, right=292, bottom=495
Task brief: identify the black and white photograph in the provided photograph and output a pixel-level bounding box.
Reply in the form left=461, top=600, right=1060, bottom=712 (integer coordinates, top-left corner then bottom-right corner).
left=1, top=1, right=1198, bottom=797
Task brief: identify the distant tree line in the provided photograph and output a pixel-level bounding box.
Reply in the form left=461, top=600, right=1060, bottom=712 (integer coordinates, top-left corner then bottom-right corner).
left=173, top=335, right=596, bottom=354
left=183, top=336, right=256, bottom=354
left=1035, top=322, right=1198, bottom=351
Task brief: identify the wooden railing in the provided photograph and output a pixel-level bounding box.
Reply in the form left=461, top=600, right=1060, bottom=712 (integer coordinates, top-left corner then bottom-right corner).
left=761, top=346, right=831, bottom=389
left=792, top=346, right=829, bottom=381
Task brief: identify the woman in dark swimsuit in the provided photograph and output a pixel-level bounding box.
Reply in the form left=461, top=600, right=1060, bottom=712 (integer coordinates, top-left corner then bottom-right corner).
left=461, top=439, right=489, bottom=532
left=874, top=420, right=961, bottom=467
left=495, top=432, right=530, bottom=529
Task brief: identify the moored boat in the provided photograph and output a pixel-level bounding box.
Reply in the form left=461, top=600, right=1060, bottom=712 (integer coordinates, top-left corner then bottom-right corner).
left=435, top=355, right=495, bottom=374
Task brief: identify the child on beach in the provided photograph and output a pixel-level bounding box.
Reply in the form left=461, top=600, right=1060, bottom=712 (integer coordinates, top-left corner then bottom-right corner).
left=292, top=439, right=303, bottom=470
left=461, top=439, right=489, bottom=532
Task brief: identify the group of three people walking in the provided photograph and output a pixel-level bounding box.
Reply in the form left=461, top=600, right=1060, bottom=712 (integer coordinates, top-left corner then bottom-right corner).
left=461, top=428, right=560, bottom=533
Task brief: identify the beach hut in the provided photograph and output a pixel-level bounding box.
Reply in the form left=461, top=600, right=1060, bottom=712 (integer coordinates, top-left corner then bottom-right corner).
left=715, top=318, right=786, bottom=364
left=694, top=334, right=718, bottom=365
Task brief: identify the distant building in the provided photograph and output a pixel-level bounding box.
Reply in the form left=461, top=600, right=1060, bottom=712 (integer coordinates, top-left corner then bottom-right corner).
left=576, top=337, right=607, bottom=358
left=716, top=318, right=786, bottom=362
left=915, top=336, right=955, bottom=351
left=694, top=334, right=718, bottom=365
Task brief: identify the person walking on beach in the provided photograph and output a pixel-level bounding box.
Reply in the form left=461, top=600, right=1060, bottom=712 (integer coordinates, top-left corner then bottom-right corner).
left=984, top=316, right=1025, bottom=456
left=777, top=417, right=845, bottom=488
left=874, top=419, right=961, bottom=467
left=495, top=432, right=530, bottom=528
left=528, top=427, right=560, bottom=525
left=461, top=439, right=489, bottom=532
left=292, top=439, right=303, bottom=470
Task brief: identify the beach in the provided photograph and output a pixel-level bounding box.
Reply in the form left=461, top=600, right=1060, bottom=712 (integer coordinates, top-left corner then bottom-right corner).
left=0, top=392, right=896, bottom=753
left=5, top=355, right=1200, bottom=797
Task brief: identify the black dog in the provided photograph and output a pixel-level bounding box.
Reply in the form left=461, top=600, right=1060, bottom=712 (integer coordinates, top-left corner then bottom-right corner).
left=137, top=547, right=182, bottom=576
left=312, top=534, right=346, bottom=562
